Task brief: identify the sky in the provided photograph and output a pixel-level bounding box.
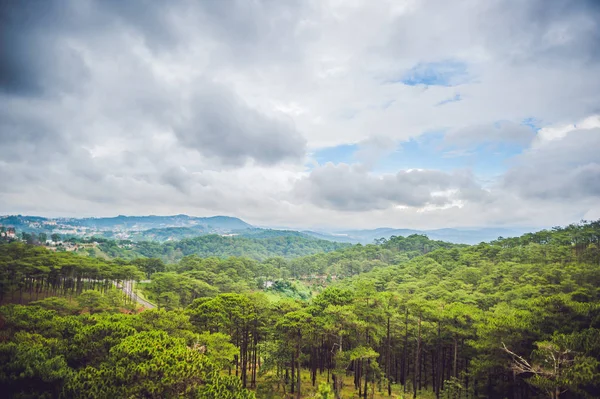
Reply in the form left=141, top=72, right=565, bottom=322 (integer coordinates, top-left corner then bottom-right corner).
left=1, top=0, right=600, bottom=230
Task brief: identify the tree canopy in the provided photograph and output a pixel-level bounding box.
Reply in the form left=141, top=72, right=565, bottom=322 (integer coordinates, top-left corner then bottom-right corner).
left=1, top=220, right=600, bottom=398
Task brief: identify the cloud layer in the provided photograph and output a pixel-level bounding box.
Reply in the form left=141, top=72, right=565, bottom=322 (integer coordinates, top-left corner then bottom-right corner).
left=295, top=164, right=484, bottom=211
left=1, top=0, right=600, bottom=229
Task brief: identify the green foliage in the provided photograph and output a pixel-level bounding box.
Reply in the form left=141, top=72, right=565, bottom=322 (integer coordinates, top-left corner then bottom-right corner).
left=66, top=330, right=253, bottom=398
left=77, top=290, right=111, bottom=314
left=313, top=382, right=334, bottom=399
left=70, top=317, right=137, bottom=367
left=96, top=234, right=350, bottom=262
left=266, top=280, right=311, bottom=300
left=0, top=242, right=142, bottom=305
left=196, top=331, right=238, bottom=369
left=0, top=332, right=72, bottom=399
left=30, top=297, right=77, bottom=315
left=1, top=220, right=600, bottom=398
left=0, top=304, right=254, bottom=399
left=158, top=291, right=181, bottom=310
left=130, top=257, right=166, bottom=279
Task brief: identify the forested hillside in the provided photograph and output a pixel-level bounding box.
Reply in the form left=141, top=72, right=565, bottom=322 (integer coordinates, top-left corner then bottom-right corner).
left=128, top=227, right=319, bottom=242
left=92, top=234, right=352, bottom=262
left=1, top=221, right=599, bottom=398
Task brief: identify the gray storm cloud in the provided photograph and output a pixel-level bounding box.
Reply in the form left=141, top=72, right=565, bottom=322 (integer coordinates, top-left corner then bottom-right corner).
left=294, top=163, right=485, bottom=211
left=173, top=81, right=306, bottom=166
left=1, top=0, right=600, bottom=228
left=503, top=127, right=600, bottom=201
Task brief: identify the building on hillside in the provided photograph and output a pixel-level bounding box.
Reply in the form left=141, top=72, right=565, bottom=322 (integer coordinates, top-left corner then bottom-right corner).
left=55, top=229, right=78, bottom=235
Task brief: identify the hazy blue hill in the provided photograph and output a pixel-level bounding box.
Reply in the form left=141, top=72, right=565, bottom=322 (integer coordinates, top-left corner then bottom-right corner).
left=126, top=224, right=301, bottom=242
left=1, top=214, right=534, bottom=245
left=304, top=227, right=534, bottom=245
left=339, top=228, right=421, bottom=243
left=0, top=214, right=253, bottom=235
left=301, top=230, right=360, bottom=243
left=127, top=226, right=207, bottom=241
left=69, top=214, right=253, bottom=231
left=0, top=215, right=51, bottom=233
left=238, top=229, right=310, bottom=239
left=0, top=215, right=48, bottom=226
left=108, top=227, right=334, bottom=243
left=202, top=216, right=253, bottom=230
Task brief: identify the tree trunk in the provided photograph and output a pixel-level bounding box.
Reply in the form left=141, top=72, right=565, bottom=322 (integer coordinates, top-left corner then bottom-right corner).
left=364, top=328, right=369, bottom=399
left=251, top=335, right=257, bottom=388
left=387, top=316, right=392, bottom=396
left=291, top=352, right=295, bottom=394
left=242, top=327, right=248, bottom=388
left=333, top=335, right=342, bottom=399
left=413, top=314, right=421, bottom=399
left=432, top=351, right=437, bottom=398
left=357, top=360, right=362, bottom=395
left=403, top=308, right=408, bottom=392
left=453, top=336, right=458, bottom=379
left=363, top=359, right=369, bottom=399
left=296, top=333, right=301, bottom=399
left=312, top=342, right=317, bottom=387
left=436, top=317, right=441, bottom=399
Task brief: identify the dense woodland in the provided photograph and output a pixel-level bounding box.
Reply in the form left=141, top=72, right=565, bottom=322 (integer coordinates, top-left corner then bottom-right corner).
left=85, top=234, right=350, bottom=262
left=1, top=229, right=351, bottom=262
left=1, top=220, right=600, bottom=398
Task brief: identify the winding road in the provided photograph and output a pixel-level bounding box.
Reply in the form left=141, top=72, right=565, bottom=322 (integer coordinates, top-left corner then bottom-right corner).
left=116, top=280, right=156, bottom=309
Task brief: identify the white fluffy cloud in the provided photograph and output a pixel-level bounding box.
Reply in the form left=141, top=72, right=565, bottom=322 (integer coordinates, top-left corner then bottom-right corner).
left=445, top=121, right=536, bottom=149
left=1, top=0, right=600, bottom=229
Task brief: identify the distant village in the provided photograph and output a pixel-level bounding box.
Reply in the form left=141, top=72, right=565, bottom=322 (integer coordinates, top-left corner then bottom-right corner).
left=0, top=215, right=239, bottom=248
left=0, top=225, right=100, bottom=252
left=4, top=218, right=129, bottom=238
left=0, top=226, right=17, bottom=239
left=0, top=218, right=119, bottom=251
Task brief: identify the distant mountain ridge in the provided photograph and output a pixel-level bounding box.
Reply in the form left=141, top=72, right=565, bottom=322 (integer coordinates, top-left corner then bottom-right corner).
left=1, top=214, right=533, bottom=245
left=0, top=214, right=252, bottom=240
left=305, top=226, right=535, bottom=245
left=70, top=214, right=252, bottom=231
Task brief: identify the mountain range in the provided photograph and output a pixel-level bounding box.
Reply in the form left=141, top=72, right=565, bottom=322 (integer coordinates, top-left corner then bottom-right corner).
left=0, top=214, right=534, bottom=245
left=313, top=226, right=534, bottom=245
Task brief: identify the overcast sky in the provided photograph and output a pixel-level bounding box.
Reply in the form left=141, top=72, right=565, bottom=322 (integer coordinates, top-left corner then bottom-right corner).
left=1, top=0, right=600, bottom=230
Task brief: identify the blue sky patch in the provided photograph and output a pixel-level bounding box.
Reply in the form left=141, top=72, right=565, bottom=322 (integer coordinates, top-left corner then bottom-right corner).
left=437, top=93, right=462, bottom=106
left=370, top=131, right=526, bottom=177
left=312, top=143, right=358, bottom=165
left=396, top=60, right=469, bottom=87
left=311, top=122, right=531, bottom=178
left=521, top=117, right=541, bottom=131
